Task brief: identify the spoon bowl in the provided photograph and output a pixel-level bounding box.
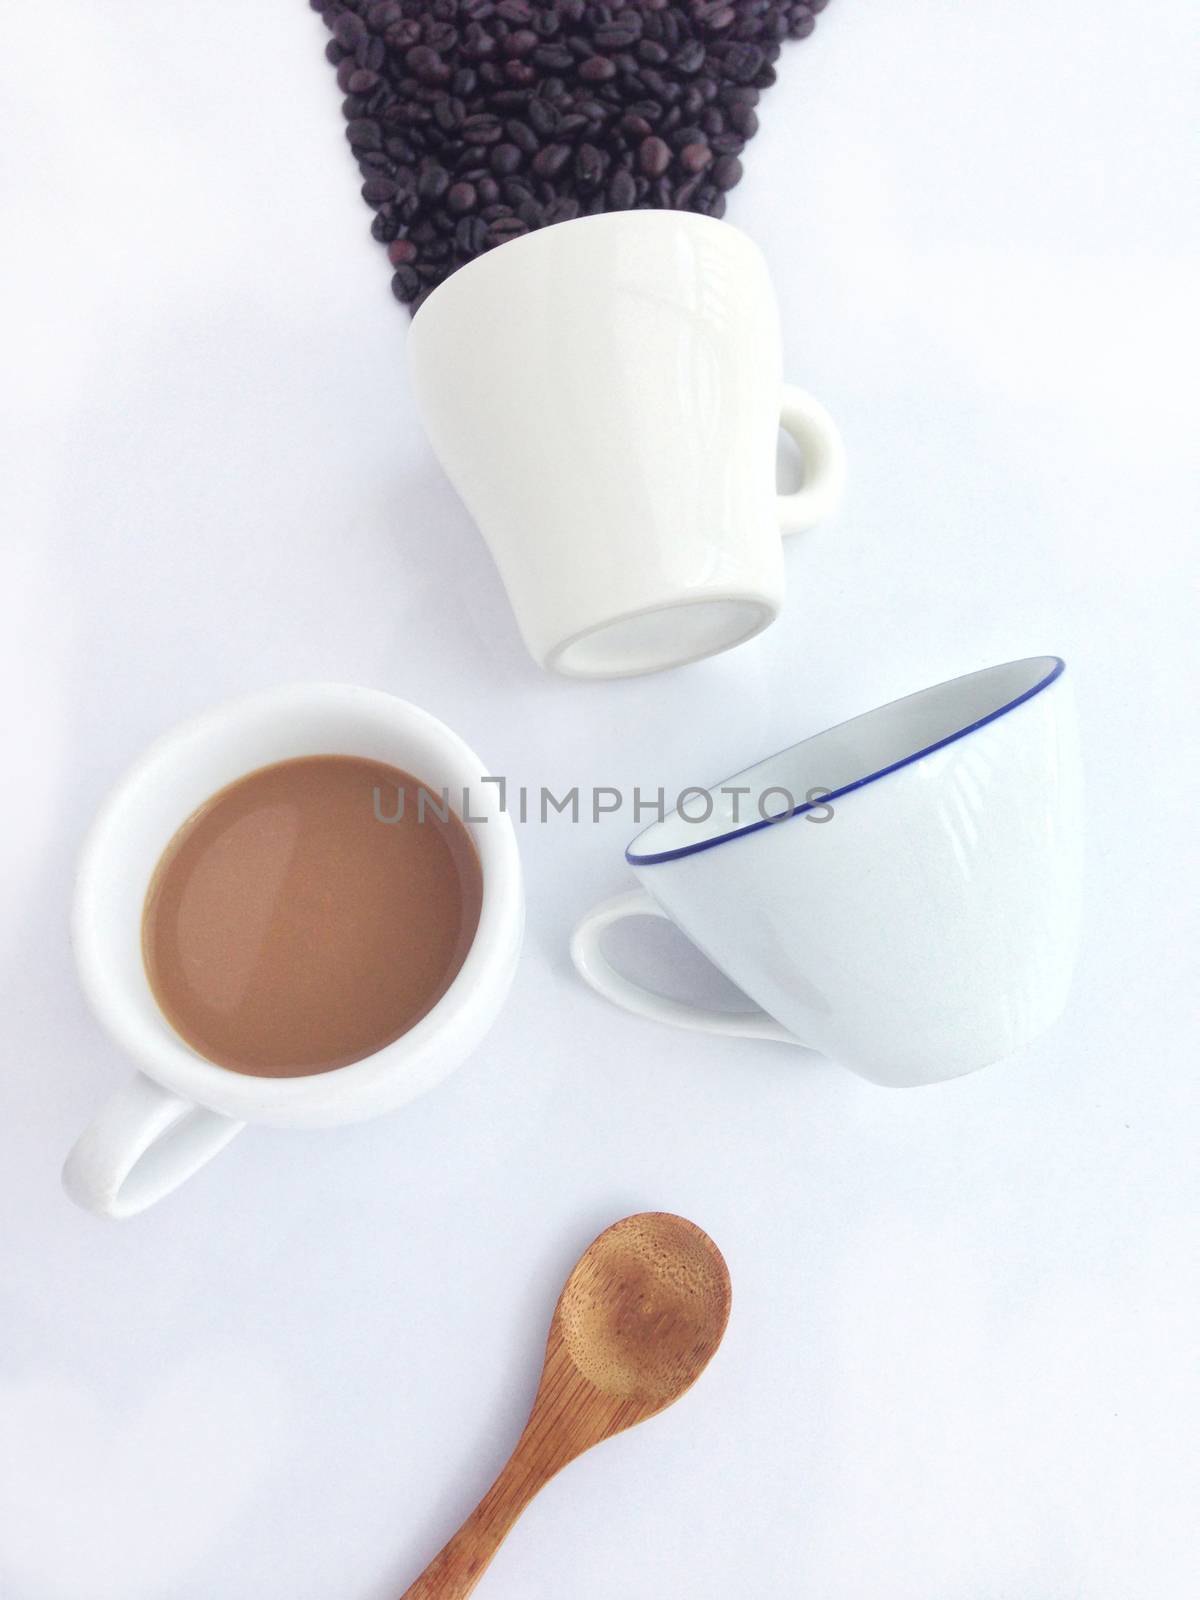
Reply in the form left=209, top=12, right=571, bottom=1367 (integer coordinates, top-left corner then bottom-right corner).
left=556, top=1212, right=731, bottom=1406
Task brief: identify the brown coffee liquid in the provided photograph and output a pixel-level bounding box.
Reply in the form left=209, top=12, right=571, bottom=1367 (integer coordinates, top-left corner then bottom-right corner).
left=142, top=755, right=483, bottom=1077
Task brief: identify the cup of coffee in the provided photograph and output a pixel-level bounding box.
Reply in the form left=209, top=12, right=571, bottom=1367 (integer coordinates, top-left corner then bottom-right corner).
left=63, top=684, right=523, bottom=1218
left=571, top=658, right=1082, bottom=1086
left=408, top=210, right=845, bottom=679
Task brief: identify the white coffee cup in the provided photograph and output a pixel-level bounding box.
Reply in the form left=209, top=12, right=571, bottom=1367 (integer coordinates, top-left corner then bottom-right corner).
left=408, top=210, right=845, bottom=679
left=63, top=684, right=523, bottom=1218
left=572, top=657, right=1082, bottom=1087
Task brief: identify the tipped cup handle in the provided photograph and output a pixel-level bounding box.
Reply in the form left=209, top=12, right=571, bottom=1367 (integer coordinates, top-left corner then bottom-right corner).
left=63, top=1071, right=244, bottom=1219
left=777, top=383, right=846, bottom=534
left=570, top=889, right=803, bottom=1044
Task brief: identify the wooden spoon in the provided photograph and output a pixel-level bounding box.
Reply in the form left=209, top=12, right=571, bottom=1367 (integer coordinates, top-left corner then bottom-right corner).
left=398, top=1211, right=732, bottom=1598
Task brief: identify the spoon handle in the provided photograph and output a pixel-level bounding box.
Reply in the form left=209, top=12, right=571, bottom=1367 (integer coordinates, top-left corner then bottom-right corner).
left=397, top=1445, right=549, bottom=1599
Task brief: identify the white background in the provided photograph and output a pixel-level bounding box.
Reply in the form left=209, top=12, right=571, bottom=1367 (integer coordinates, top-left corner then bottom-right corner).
left=2, top=2, right=1196, bottom=1596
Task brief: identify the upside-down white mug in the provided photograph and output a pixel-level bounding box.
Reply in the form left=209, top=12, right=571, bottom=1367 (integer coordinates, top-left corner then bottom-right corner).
left=408, top=209, right=845, bottom=679
left=63, top=684, right=523, bottom=1218
left=572, top=657, right=1083, bottom=1086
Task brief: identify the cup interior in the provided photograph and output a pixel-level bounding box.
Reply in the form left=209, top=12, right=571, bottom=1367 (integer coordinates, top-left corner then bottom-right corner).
left=73, top=684, right=515, bottom=1111
left=627, top=656, right=1064, bottom=864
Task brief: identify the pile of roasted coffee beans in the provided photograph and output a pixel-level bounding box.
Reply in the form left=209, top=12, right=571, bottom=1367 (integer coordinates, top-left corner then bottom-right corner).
left=314, top=0, right=831, bottom=312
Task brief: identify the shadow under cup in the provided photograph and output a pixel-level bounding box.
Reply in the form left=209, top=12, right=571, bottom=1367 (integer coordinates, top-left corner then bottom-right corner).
left=579, top=657, right=1083, bottom=1087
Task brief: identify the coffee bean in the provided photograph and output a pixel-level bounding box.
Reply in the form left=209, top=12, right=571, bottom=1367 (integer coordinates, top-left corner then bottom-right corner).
left=528, top=97, right=558, bottom=135
left=447, top=181, right=478, bottom=214
left=575, top=143, right=607, bottom=185
left=543, top=196, right=581, bottom=224
left=506, top=118, right=539, bottom=154
left=487, top=215, right=529, bottom=245
left=608, top=167, right=637, bottom=208
left=391, top=264, right=420, bottom=301
left=721, top=43, right=764, bottom=83
left=361, top=175, right=396, bottom=204
left=531, top=141, right=572, bottom=177
left=639, top=40, right=669, bottom=66
left=462, top=112, right=503, bottom=143
left=673, top=40, right=706, bottom=75
left=455, top=215, right=489, bottom=253
left=788, top=6, right=817, bottom=40
left=711, top=154, right=743, bottom=189
left=579, top=55, right=617, bottom=83
left=387, top=18, right=420, bottom=49
left=318, top=0, right=830, bottom=308
left=464, top=22, right=497, bottom=58
left=333, top=13, right=366, bottom=52
left=490, top=142, right=523, bottom=175
left=406, top=45, right=450, bottom=87
left=638, top=135, right=671, bottom=177
left=346, top=118, right=381, bottom=150
left=359, top=36, right=385, bottom=72
left=596, top=23, right=639, bottom=50
left=430, top=96, right=461, bottom=132
left=417, top=161, right=451, bottom=199
left=425, top=23, right=459, bottom=55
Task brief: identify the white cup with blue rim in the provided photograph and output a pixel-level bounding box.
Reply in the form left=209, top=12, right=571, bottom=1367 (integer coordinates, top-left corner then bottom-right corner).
left=571, top=657, right=1082, bottom=1088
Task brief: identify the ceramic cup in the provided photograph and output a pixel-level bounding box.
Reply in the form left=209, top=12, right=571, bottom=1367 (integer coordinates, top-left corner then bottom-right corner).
left=572, top=657, right=1082, bottom=1087
left=63, top=684, right=523, bottom=1218
left=408, top=210, right=845, bottom=679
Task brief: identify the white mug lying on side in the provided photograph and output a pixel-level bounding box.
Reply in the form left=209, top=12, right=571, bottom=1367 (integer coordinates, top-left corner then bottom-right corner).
left=572, top=658, right=1083, bottom=1087
left=408, top=209, right=845, bottom=679
left=63, top=684, right=523, bottom=1218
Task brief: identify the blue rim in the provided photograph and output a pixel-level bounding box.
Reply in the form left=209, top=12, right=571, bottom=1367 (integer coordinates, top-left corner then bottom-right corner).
left=626, top=656, right=1066, bottom=866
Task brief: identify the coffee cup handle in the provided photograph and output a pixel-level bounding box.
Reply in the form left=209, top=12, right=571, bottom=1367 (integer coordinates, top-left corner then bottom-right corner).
left=62, top=1072, right=245, bottom=1219
left=777, top=384, right=846, bottom=534
left=571, top=889, right=805, bottom=1045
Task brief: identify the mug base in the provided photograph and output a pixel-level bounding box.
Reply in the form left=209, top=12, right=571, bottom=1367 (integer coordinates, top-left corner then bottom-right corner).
left=546, top=596, right=776, bottom=679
